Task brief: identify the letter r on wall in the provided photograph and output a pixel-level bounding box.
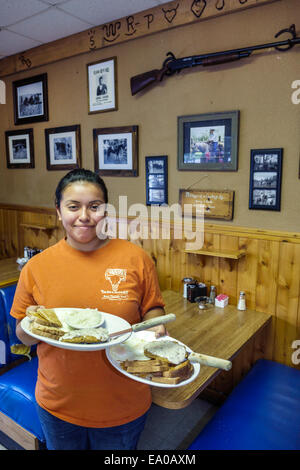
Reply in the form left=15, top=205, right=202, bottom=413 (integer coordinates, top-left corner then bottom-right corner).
left=0, top=80, right=6, bottom=104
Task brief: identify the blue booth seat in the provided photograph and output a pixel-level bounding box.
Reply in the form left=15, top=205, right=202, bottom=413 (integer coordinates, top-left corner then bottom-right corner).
left=188, top=359, right=300, bottom=450
left=0, top=284, right=45, bottom=449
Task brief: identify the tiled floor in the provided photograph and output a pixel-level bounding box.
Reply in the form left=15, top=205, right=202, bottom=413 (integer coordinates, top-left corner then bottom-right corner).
left=0, top=398, right=217, bottom=450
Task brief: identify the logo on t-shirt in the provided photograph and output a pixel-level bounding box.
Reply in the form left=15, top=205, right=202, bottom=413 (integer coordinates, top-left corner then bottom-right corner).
left=101, top=268, right=129, bottom=301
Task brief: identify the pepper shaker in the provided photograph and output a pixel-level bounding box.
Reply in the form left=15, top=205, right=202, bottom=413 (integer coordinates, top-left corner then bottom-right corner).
left=237, top=291, right=246, bottom=310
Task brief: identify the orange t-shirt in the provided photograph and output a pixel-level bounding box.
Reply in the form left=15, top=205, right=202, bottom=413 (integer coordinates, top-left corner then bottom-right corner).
left=10, top=238, right=165, bottom=428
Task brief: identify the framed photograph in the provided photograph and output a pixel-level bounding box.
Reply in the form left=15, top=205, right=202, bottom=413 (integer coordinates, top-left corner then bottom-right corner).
left=87, top=57, right=117, bottom=114
left=146, top=156, right=168, bottom=205
left=13, top=73, right=48, bottom=125
left=249, top=148, right=283, bottom=211
left=93, top=126, right=138, bottom=177
left=45, top=125, right=81, bottom=171
left=178, top=110, right=239, bottom=171
left=5, top=128, right=34, bottom=169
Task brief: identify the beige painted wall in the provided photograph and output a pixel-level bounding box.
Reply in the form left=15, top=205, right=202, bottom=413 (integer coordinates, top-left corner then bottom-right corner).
left=0, top=0, right=299, bottom=231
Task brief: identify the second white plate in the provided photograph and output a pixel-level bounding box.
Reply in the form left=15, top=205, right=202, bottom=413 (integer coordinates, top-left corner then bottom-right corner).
left=106, top=331, right=200, bottom=388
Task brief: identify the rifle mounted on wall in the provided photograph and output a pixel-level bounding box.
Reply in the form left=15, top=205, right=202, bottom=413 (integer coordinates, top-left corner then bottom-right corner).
left=130, top=24, right=300, bottom=96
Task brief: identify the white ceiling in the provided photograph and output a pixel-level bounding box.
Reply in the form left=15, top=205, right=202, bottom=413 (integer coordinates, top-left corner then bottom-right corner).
left=0, top=0, right=169, bottom=59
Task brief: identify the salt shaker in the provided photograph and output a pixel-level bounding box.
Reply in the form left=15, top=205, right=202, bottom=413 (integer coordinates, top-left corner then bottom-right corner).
left=237, top=291, right=246, bottom=310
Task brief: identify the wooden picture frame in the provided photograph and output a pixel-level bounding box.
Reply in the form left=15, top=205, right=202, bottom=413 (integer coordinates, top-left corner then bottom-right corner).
left=178, top=110, right=239, bottom=171
left=145, top=156, right=168, bottom=205
left=93, top=126, right=138, bottom=177
left=87, top=57, right=117, bottom=114
left=45, top=125, right=81, bottom=171
left=13, top=73, right=48, bottom=125
left=5, top=128, right=35, bottom=169
left=249, top=148, right=283, bottom=211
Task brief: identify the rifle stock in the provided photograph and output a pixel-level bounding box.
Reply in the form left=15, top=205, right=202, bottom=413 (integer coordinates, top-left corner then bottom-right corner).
left=130, top=66, right=168, bottom=96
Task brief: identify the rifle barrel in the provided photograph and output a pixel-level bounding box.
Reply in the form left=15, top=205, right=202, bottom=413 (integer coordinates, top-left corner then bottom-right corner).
left=168, top=36, right=300, bottom=72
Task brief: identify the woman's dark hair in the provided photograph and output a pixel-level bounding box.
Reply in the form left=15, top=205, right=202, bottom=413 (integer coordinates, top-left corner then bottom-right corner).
left=55, top=168, right=108, bottom=207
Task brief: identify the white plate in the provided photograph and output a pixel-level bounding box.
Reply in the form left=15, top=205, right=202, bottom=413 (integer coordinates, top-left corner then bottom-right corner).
left=21, top=308, right=132, bottom=351
left=106, top=331, right=200, bottom=388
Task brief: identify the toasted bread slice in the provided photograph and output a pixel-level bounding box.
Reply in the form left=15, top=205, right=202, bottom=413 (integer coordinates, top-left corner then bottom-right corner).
left=30, top=321, right=64, bottom=340
left=151, top=363, right=194, bottom=384
left=162, top=359, right=191, bottom=378
left=36, top=308, right=62, bottom=328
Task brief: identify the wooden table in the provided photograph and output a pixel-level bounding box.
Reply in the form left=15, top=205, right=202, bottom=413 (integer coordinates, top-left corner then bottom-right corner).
left=151, top=290, right=272, bottom=409
left=0, top=258, right=20, bottom=288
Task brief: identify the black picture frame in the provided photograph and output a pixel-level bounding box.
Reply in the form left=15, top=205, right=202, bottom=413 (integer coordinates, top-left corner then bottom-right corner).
left=178, top=110, right=239, bottom=171
left=5, top=128, right=35, bottom=169
left=145, top=156, right=168, bottom=205
left=12, top=73, right=48, bottom=125
left=45, top=125, right=81, bottom=171
left=249, top=148, right=283, bottom=211
left=93, top=126, right=138, bottom=177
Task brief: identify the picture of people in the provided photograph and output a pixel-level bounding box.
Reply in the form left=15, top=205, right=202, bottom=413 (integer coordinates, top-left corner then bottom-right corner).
left=12, top=138, right=28, bottom=160
left=17, top=81, right=43, bottom=118
left=184, top=125, right=226, bottom=164
left=87, top=58, right=117, bottom=113
left=253, top=189, right=276, bottom=206
left=5, top=129, right=34, bottom=169
left=249, top=149, right=282, bottom=211
left=53, top=137, right=73, bottom=160
left=146, top=156, right=168, bottom=206
left=103, top=138, right=127, bottom=165
left=253, top=154, right=278, bottom=171
left=96, top=76, right=108, bottom=96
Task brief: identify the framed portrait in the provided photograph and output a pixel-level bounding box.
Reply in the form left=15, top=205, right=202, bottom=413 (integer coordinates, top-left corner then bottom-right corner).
left=87, top=57, right=117, bottom=114
left=45, top=125, right=81, bottom=171
left=146, top=156, right=168, bottom=205
left=5, top=128, right=34, bottom=169
left=93, top=126, right=138, bottom=176
left=178, top=110, right=239, bottom=171
left=249, top=148, right=283, bottom=211
left=13, top=73, right=48, bottom=125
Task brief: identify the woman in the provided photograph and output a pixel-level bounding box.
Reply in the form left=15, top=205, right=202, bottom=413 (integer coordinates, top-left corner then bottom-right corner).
left=10, top=168, right=166, bottom=450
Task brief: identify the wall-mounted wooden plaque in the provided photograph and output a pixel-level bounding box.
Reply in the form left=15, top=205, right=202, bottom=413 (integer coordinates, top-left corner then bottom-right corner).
left=179, top=189, right=234, bottom=220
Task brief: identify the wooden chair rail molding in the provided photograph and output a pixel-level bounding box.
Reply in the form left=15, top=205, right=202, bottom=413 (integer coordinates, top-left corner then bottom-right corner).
left=0, top=0, right=279, bottom=78
left=0, top=202, right=299, bottom=367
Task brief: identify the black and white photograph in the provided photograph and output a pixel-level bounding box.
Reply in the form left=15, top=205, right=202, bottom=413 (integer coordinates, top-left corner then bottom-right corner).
left=249, top=148, right=283, bottom=211
left=87, top=57, right=117, bottom=114
left=5, top=128, right=34, bottom=169
left=146, top=156, right=168, bottom=205
left=93, top=126, right=138, bottom=176
left=13, top=74, right=48, bottom=125
left=45, top=125, right=81, bottom=171
left=103, top=138, right=127, bottom=165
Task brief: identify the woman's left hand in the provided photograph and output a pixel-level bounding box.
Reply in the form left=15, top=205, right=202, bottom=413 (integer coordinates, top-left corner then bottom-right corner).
left=143, top=307, right=169, bottom=338
left=147, top=324, right=169, bottom=338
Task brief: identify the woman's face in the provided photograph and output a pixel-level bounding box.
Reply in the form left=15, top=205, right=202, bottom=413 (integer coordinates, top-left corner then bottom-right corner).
left=56, top=182, right=107, bottom=251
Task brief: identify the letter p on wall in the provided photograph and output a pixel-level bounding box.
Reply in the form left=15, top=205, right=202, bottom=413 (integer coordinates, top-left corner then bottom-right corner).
left=0, top=80, right=6, bottom=104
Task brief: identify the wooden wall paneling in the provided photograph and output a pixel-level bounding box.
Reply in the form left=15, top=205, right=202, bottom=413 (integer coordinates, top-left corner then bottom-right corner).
left=255, top=239, right=279, bottom=314
left=237, top=237, right=258, bottom=310
left=219, top=235, right=239, bottom=304
left=274, top=242, right=300, bottom=366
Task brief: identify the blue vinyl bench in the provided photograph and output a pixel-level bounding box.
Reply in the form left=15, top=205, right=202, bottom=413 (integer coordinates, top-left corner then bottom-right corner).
left=0, top=284, right=45, bottom=450
left=188, top=359, right=300, bottom=450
